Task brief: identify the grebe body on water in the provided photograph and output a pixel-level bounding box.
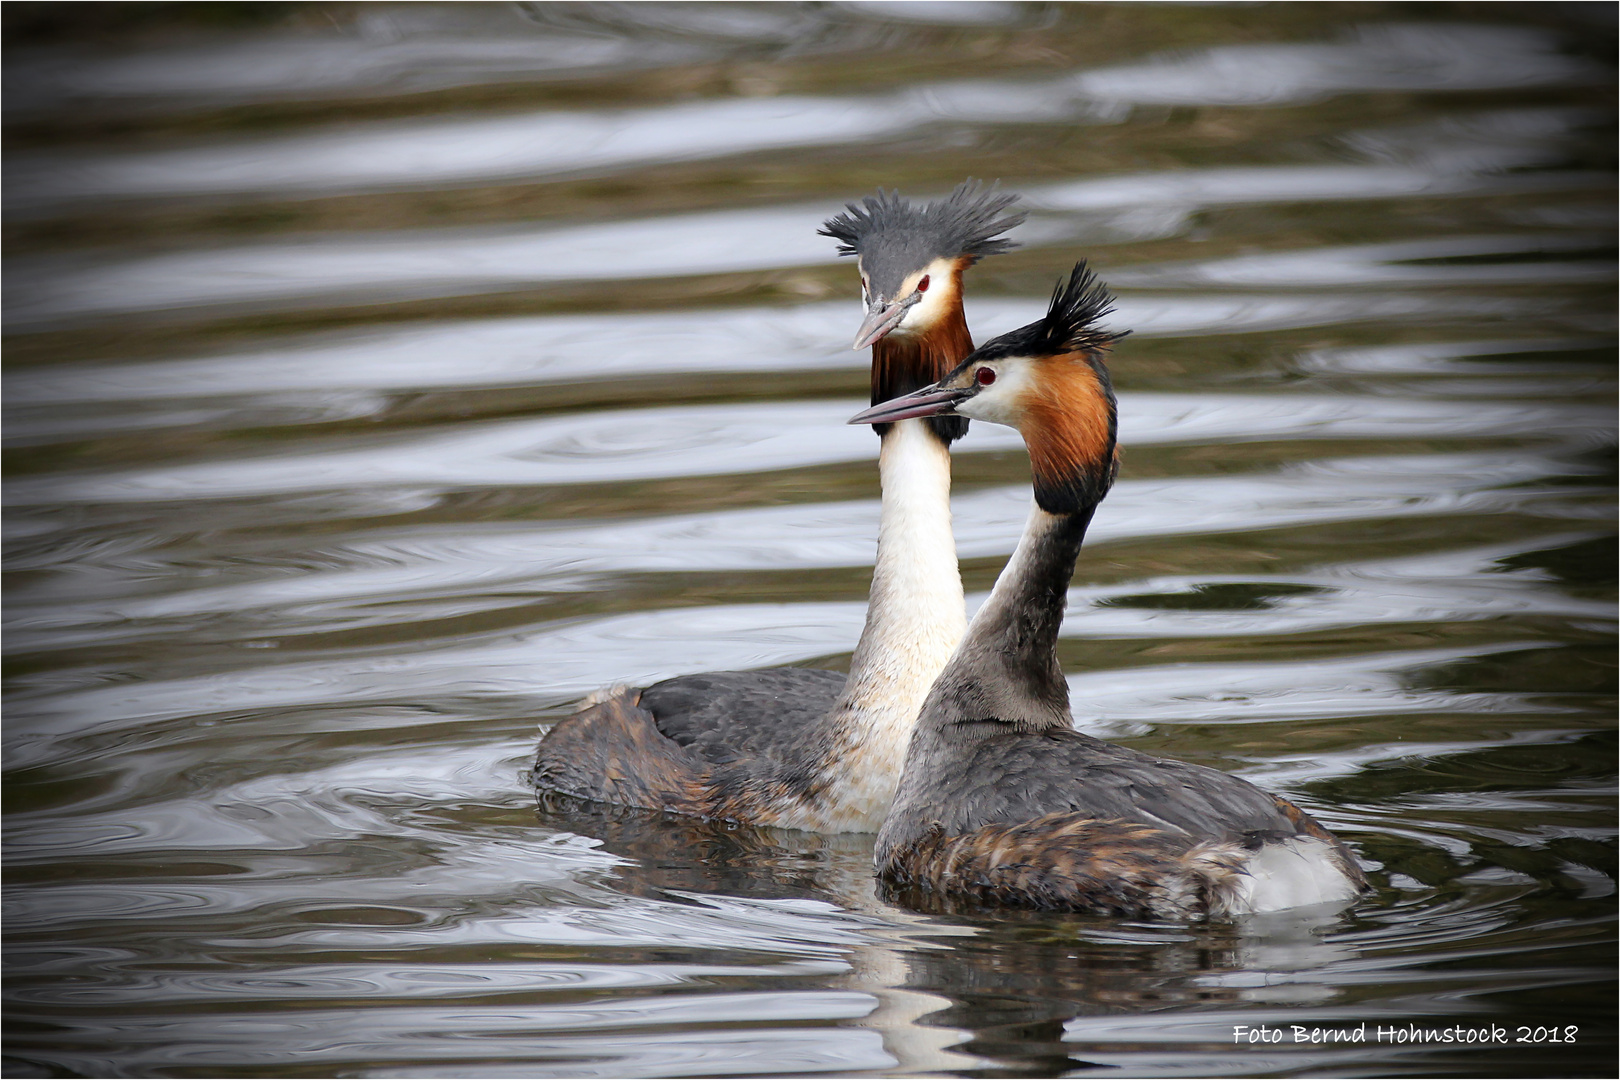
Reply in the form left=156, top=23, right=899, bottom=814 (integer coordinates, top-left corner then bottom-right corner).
left=533, top=182, right=1025, bottom=832
left=849, top=265, right=1367, bottom=917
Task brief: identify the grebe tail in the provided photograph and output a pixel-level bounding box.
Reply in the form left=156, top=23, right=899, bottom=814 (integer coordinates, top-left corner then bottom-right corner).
left=535, top=182, right=1025, bottom=833
left=849, top=263, right=1367, bottom=916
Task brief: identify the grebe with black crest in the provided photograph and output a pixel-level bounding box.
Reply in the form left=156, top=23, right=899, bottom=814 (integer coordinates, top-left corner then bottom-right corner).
left=849, top=264, right=1367, bottom=916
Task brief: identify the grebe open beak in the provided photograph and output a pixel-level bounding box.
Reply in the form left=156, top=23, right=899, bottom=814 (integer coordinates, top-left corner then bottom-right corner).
left=848, top=382, right=973, bottom=425
left=852, top=292, right=923, bottom=350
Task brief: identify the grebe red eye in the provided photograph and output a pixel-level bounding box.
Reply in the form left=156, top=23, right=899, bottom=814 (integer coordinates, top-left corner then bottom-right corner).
left=975, top=367, right=996, bottom=386
left=916, top=275, right=930, bottom=293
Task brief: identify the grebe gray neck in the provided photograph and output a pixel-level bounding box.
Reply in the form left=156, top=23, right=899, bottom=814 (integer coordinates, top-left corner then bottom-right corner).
left=920, top=504, right=1095, bottom=742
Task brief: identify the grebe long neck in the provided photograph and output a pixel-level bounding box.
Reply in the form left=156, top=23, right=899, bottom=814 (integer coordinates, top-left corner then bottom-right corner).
left=802, top=310, right=974, bottom=831
left=812, top=417, right=965, bottom=830
left=904, top=334, right=1119, bottom=751
left=850, top=418, right=965, bottom=691
left=916, top=500, right=1096, bottom=744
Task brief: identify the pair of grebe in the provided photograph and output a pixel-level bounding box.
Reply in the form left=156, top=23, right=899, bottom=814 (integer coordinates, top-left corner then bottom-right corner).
left=534, top=183, right=1365, bottom=919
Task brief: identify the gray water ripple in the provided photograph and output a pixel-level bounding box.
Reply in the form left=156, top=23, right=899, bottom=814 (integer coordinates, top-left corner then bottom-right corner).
left=2, top=7, right=734, bottom=116
left=7, top=22, right=1603, bottom=213
left=7, top=393, right=1607, bottom=507
left=5, top=82, right=1089, bottom=214
left=9, top=957, right=846, bottom=1006
left=4, top=94, right=931, bottom=212
left=7, top=301, right=1583, bottom=422
left=1063, top=642, right=1564, bottom=730
left=1109, top=232, right=1617, bottom=290
left=4, top=1002, right=892, bottom=1078
left=6, top=451, right=1599, bottom=641
left=10, top=16, right=1599, bottom=120
left=1069, top=22, right=1611, bottom=107
left=9, top=180, right=1608, bottom=330
left=8, top=738, right=591, bottom=862
left=3, top=202, right=845, bottom=330
left=197, top=895, right=880, bottom=959
left=1297, top=337, right=1612, bottom=377
left=7, top=80, right=1597, bottom=218
left=8, top=533, right=1603, bottom=752
left=5, top=1, right=1052, bottom=122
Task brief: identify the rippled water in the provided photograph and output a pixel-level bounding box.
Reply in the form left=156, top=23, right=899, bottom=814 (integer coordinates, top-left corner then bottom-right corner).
left=4, top=4, right=1615, bottom=1077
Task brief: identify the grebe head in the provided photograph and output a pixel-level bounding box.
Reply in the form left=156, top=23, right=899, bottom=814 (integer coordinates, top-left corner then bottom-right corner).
left=849, top=262, right=1129, bottom=514
left=820, top=180, right=1026, bottom=350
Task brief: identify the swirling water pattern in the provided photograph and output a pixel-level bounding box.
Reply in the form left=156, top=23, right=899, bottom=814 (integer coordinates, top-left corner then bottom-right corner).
left=4, top=4, right=1614, bottom=1077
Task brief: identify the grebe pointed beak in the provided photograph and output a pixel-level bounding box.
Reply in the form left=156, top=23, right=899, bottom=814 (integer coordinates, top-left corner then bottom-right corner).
left=851, top=292, right=923, bottom=350
left=848, top=383, right=972, bottom=425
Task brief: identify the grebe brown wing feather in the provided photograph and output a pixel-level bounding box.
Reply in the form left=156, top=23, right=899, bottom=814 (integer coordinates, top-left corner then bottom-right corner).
left=533, top=670, right=845, bottom=823
left=879, top=729, right=1365, bottom=914
left=919, top=729, right=1311, bottom=844
left=532, top=690, right=710, bottom=815
left=638, top=668, right=847, bottom=765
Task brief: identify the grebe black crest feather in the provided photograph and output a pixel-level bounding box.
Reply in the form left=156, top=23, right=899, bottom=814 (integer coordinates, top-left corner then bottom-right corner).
left=968, top=261, right=1130, bottom=368
left=818, top=179, right=1025, bottom=289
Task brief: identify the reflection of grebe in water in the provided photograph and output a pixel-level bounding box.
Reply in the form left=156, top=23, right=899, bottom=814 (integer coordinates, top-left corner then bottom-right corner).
left=533, top=182, right=1025, bottom=832
left=851, top=264, right=1367, bottom=918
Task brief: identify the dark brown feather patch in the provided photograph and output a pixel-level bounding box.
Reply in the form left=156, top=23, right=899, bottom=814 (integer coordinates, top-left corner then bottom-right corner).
left=879, top=812, right=1249, bottom=919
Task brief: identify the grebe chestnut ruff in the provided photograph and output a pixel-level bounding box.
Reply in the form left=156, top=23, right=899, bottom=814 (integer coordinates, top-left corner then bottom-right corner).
left=533, top=182, right=1026, bottom=832
left=850, top=264, right=1367, bottom=917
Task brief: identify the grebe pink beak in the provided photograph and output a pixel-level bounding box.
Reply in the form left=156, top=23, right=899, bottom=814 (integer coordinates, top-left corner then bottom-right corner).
left=851, top=291, right=923, bottom=350
left=848, top=381, right=973, bottom=425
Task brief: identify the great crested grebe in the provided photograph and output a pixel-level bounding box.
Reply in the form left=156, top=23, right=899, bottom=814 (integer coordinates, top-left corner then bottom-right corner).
left=849, top=264, right=1367, bottom=917
left=533, top=181, right=1026, bottom=832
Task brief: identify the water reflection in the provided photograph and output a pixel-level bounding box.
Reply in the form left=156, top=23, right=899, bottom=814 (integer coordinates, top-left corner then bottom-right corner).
left=6, top=299, right=1590, bottom=414
left=1113, top=232, right=1617, bottom=289
left=9, top=24, right=1606, bottom=214
left=9, top=391, right=1609, bottom=506
left=1073, top=22, right=1610, bottom=105
left=2, top=2, right=891, bottom=115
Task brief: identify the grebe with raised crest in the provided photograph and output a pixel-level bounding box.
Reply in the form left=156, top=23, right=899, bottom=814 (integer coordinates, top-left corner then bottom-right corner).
left=849, top=264, right=1367, bottom=917
left=533, top=182, right=1025, bottom=832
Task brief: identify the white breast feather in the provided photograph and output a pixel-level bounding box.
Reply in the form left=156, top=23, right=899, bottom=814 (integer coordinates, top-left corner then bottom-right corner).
left=1231, top=837, right=1363, bottom=914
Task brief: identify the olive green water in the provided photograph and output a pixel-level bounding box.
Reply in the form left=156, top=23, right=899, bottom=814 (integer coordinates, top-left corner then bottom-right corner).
left=3, top=3, right=1615, bottom=1077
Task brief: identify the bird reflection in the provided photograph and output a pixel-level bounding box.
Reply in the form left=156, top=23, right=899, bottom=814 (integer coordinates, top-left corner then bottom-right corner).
left=532, top=792, right=1356, bottom=1074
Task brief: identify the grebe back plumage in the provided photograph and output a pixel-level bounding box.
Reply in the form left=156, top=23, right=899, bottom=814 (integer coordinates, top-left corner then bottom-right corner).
left=849, top=264, right=1367, bottom=916
left=533, top=182, right=1025, bottom=832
